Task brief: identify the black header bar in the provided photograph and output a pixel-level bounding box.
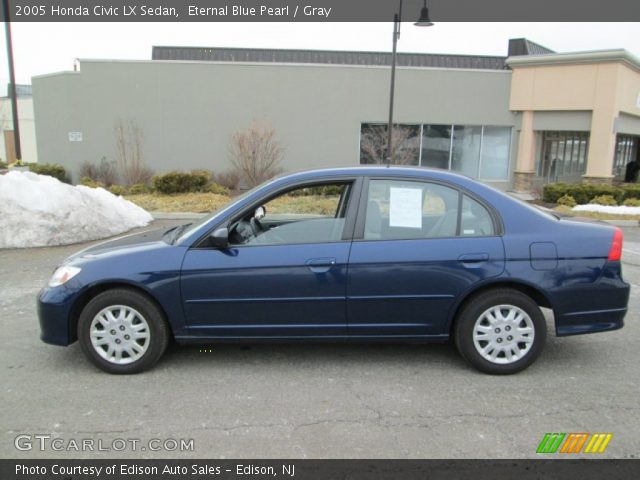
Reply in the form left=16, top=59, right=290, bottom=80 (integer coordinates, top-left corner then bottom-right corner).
left=0, top=0, right=639, bottom=22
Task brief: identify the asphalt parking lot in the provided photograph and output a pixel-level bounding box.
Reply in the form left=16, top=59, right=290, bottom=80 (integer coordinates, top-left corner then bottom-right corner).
left=1, top=221, right=639, bottom=459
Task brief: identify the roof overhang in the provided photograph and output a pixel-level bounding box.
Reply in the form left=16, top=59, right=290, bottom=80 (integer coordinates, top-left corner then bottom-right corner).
left=506, top=49, right=640, bottom=73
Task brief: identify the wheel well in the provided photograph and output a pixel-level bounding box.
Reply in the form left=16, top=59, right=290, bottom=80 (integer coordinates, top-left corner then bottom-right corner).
left=69, top=282, right=173, bottom=343
left=449, top=281, right=553, bottom=334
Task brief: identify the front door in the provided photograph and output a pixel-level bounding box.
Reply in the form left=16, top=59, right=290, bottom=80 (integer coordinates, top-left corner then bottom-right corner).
left=180, top=180, right=358, bottom=338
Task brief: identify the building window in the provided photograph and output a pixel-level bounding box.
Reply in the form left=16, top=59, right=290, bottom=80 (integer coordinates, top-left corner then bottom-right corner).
left=451, top=125, right=482, bottom=178
left=480, top=127, right=512, bottom=180
left=360, top=123, right=512, bottom=181
left=538, top=131, right=589, bottom=183
left=613, top=135, right=638, bottom=180
left=360, top=123, right=420, bottom=165
left=421, top=125, right=452, bottom=170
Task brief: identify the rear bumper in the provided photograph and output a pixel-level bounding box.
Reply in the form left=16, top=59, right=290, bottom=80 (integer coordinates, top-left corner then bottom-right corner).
left=553, top=265, right=630, bottom=336
left=37, top=287, right=77, bottom=346
left=556, top=307, right=626, bottom=336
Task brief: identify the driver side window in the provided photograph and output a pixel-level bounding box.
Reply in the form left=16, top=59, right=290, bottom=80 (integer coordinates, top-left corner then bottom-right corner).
left=229, top=182, right=352, bottom=246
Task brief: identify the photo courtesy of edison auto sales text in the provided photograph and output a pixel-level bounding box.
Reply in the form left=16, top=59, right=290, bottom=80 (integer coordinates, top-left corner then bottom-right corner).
left=15, top=463, right=295, bottom=476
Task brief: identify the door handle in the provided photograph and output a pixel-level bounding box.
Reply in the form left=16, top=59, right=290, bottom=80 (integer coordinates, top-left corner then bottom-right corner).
left=458, top=253, right=489, bottom=266
left=306, top=257, right=337, bottom=273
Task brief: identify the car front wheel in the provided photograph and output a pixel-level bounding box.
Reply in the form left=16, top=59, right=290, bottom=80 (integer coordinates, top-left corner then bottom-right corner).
left=77, top=288, right=169, bottom=374
left=454, top=289, right=546, bottom=374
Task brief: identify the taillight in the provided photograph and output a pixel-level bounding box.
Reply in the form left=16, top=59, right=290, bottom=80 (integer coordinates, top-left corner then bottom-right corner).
left=608, top=227, right=623, bottom=261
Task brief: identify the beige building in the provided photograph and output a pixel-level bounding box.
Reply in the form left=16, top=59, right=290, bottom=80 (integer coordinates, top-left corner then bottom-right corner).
left=1, top=86, right=39, bottom=165
left=508, top=50, right=640, bottom=190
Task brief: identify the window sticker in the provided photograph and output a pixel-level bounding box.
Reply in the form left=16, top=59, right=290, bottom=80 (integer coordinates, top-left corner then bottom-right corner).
left=389, top=187, right=422, bottom=228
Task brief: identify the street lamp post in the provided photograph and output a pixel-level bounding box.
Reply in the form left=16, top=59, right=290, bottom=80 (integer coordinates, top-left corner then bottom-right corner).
left=2, top=0, right=22, bottom=162
left=385, top=0, right=433, bottom=165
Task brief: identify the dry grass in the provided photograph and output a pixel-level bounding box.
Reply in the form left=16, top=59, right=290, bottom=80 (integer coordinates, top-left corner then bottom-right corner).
left=267, top=195, right=340, bottom=215
left=124, top=193, right=231, bottom=213
left=554, top=205, right=640, bottom=221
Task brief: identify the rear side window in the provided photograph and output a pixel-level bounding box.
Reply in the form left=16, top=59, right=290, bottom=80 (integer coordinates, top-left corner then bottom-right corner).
left=363, top=179, right=495, bottom=240
left=461, top=195, right=495, bottom=236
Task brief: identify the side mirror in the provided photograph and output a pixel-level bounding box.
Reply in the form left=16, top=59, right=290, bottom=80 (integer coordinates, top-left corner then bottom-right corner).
left=254, top=205, right=266, bottom=220
left=209, top=227, right=229, bottom=249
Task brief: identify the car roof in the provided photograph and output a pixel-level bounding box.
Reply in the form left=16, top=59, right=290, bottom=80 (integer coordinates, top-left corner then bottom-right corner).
left=277, top=165, right=476, bottom=185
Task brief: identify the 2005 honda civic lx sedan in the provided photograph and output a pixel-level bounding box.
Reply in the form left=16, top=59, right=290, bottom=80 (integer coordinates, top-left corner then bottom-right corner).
left=38, top=167, right=630, bottom=374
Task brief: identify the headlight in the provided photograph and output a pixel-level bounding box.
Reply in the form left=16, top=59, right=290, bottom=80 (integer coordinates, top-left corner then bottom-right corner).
left=48, top=266, right=82, bottom=287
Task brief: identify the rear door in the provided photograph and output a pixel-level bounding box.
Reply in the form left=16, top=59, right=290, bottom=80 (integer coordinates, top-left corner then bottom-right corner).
left=346, top=177, right=505, bottom=338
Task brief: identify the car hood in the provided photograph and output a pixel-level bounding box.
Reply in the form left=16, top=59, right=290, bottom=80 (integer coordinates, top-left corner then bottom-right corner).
left=66, top=227, right=170, bottom=262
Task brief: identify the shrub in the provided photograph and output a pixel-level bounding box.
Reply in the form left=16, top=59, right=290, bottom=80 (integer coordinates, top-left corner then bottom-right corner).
left=206, top=182, right=230, bottom=195
left=543, top=183, right=624, bottom=205
left=622, top=198, right=640, bottom=207
left=79, top=158, right=119, bottom=186
left=152, top=171, right=209, bottom=194
left=28, top=163, right=69, bottom=183
left=590, top=195, right=618, bottom=206
left=288, top=185, right=344, bottom=197
left=542, top=183, right=569, bottom=203
left=190, top=169, right=212, bottom=181
left=114, top=119, right=154, bottom=186
left=0, top=160, right=7, bottom=169
left=214, top=170, right=241, bottom=190
left=228, top=122, right=284, bottom=188
left=128, top=183, right=153, bottom=195
left=108, top=185, right=127, bottom=196
left=79, top=176, right=104, bottom=188
left=557, top=195, right=577, bottom=207
left=622, top=184, right=640, bottom=201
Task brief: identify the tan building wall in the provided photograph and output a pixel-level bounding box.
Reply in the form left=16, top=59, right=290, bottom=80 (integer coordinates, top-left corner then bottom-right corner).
left=507, top=50, right=640, bottom=188
left=0, top=97, right=39, bottom=164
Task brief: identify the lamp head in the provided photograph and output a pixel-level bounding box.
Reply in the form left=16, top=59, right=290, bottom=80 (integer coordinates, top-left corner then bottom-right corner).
left=414, top=1, right=434, bottom=26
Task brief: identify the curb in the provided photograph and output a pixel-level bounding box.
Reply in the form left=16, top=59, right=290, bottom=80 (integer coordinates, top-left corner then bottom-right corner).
left=151, top=212, right=207, bottom=220
left=600, top=219, right=639, bottom=227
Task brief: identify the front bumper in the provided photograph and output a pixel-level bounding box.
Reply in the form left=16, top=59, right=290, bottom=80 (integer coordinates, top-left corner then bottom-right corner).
left=37, top=286, right=79, bottom=346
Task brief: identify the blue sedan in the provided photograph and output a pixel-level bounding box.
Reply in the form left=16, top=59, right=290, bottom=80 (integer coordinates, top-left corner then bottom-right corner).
left=38, top=167, right=629, bottom=374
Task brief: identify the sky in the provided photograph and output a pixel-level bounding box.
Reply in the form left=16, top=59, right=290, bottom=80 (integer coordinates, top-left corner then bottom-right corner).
left=0, top=22, right=639, bottom=91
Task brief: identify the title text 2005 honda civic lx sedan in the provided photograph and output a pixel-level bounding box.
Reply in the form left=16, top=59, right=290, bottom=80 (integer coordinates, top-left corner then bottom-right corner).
left=38, top=167, right=630, bottom=374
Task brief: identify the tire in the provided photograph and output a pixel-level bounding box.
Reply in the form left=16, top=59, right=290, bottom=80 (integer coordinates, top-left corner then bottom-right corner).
left=454, top=288, right=546, bottom=375
left=77, top=288, right=169, bottom=374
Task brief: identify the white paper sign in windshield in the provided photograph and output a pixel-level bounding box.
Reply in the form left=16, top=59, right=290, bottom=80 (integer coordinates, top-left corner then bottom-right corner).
left=389, top=187, right=422, bottom=228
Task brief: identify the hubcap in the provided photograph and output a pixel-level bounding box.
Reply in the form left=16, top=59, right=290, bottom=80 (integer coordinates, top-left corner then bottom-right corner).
left=472, top=304, right=535, bottom=365
left=89, top=305, right=150, bottom=365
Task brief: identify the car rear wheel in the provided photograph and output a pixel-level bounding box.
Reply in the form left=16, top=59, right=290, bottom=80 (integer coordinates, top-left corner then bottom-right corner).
left=454, top=289, right=546, bottom=374
left=78, top=289, right=169, bottom=374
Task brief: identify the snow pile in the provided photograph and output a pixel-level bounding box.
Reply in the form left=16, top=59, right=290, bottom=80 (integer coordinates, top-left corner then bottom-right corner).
left=0, top=171, right=153, bottom=248
left=573, top=204, right=640, bottom=216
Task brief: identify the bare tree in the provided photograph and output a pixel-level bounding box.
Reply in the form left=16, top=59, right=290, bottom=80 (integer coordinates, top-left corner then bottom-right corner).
left=228, top=121, right=284, bottom=188
left=360, top=125, right=420, bottom=165
left=114, top=118, right=153, bottom=185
